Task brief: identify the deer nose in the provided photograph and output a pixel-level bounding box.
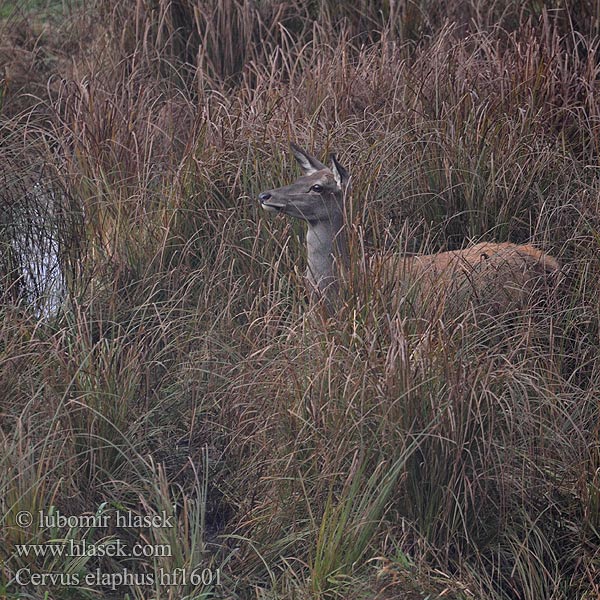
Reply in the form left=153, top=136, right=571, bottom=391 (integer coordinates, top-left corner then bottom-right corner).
left=259, top=192, right=271, bottom=201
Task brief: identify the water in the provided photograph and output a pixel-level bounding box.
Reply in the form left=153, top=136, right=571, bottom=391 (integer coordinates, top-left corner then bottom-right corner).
left=3, top=179, right=65, bottom=317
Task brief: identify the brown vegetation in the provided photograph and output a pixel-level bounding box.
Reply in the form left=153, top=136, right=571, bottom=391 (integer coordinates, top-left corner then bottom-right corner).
left=0, top=1, right=599, bottom=599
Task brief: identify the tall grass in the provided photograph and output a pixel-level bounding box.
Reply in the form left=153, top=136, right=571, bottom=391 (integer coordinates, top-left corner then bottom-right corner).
left=0, top=1, right=599, bottom=598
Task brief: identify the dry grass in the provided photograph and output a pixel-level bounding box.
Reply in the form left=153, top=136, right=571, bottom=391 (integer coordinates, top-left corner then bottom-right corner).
left=0, top=1, right=599, bottom=599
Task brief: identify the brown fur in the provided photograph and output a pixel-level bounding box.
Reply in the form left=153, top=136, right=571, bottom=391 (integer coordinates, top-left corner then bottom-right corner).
left=372, top=242, right=560, bottom=317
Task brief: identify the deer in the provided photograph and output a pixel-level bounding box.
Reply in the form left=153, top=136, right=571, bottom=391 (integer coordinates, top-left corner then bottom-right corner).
left=258, top=144, right=560, bottom=319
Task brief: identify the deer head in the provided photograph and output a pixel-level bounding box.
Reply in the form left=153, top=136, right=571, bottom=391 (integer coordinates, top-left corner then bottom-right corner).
left=258, top=144, right=351, bottom=303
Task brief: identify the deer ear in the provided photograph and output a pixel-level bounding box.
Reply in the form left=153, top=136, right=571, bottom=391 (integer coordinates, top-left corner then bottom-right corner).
left=290, top=143, right=327, bottom=175
left=331, top=154, right=350, bottom=190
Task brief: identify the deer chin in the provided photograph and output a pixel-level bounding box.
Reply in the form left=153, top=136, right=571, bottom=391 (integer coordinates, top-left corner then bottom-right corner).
left=260, top=200, right=285, bottom=213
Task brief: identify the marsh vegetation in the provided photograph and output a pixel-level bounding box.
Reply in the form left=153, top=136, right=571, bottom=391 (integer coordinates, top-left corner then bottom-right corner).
left=1, top=1, right=600, bottom=598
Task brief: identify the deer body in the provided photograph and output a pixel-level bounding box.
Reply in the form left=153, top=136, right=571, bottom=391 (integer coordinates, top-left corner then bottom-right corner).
left=258, top=145, right=559, bottom=315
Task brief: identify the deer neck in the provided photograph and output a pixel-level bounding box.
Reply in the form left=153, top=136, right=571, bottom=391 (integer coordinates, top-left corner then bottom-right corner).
left=305, top=213, right=348, bottom=301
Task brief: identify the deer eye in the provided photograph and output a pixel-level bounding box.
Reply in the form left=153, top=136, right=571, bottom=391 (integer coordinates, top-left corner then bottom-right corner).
left=310, top=184, right=324, bottom=193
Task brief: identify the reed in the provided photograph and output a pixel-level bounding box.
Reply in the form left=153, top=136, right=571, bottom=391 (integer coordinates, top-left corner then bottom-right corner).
left=0, top=1, right=599, bottom=599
